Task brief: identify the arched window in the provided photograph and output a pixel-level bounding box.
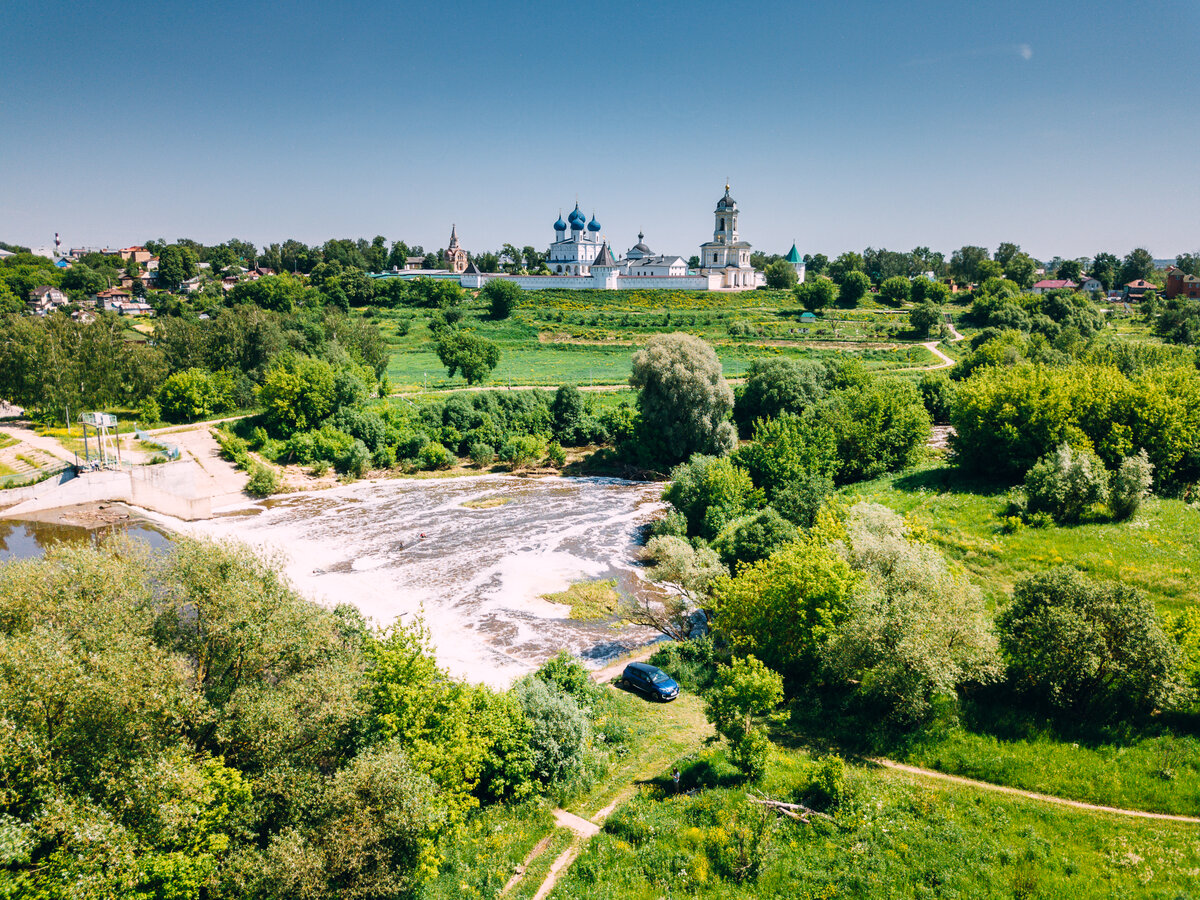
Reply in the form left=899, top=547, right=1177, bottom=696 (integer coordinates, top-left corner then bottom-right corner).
left=556, top=265, right=562, bottom=273
left=719, top=218, right=725, bottom=231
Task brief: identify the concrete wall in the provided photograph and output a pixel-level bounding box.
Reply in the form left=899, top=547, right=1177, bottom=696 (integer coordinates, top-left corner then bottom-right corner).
left=0, top=459, right=215, bottom=521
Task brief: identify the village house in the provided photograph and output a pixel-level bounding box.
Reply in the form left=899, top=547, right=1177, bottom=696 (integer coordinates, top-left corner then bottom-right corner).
left=1122, top=279, right=1156, bottom=301
left=118, top=246, right=153, bottom=264
left=1165, top=267, right=1200, bottom=300
left=1031, top=278, right=1078, bottom=295
left=27, top=285, right=69, bottom=316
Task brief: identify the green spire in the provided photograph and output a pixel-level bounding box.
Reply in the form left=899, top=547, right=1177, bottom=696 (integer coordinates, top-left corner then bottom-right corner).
left=785, top=243, right=801, bottom=264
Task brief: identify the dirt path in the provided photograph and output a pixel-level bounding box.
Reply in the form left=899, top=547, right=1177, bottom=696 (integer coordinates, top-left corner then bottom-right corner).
left=874, top=759, right=1200, bottom=824
left=0, top=423, right=78, bottom=465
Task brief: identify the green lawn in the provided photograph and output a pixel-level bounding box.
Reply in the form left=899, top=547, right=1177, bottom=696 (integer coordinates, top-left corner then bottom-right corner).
left=550, top=744, right=1200, bottom=898
left=376, top=290, right=946, bottom=390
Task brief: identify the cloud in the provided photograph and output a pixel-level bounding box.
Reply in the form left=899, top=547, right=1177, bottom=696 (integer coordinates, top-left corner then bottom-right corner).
left=907, top=43, right=1034, bottom=67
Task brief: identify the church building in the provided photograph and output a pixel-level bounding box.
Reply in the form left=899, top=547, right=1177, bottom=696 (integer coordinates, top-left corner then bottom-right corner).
left=547, top=204, right=603, bottom=275
left=697, top=185, right=761, bottom=289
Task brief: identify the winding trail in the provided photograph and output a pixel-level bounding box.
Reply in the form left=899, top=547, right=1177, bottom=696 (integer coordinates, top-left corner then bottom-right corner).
left=872, top=759, right=1200, bottom=824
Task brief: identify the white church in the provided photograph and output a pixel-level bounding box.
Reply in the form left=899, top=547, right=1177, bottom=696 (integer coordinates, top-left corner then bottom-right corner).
left=459, top=185, right=775, bottom=292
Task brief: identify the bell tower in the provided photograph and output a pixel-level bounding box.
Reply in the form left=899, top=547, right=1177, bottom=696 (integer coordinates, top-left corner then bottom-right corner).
left=713, top=184, right=738, bottom=245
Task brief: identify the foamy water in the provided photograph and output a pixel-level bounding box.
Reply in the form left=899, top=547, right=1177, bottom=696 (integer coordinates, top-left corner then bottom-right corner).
left=186, top=475, right=667, bottom=686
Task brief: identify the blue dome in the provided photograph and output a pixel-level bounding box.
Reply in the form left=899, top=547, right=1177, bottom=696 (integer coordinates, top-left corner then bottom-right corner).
left=568, top=204, right=586, bottom=225
left=554, top=214, right=567, bottom=231
left=587, top=215, right=601, bottom=232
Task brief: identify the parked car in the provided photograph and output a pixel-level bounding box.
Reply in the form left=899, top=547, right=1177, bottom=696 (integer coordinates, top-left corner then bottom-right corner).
left=620, top=662, right=679, bottom=701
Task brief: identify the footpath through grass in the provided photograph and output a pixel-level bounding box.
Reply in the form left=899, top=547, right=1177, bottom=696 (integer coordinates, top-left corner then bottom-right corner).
left=550, top=743, right=1200, bottom=899
left=825, top=460, right=1200, bottom=818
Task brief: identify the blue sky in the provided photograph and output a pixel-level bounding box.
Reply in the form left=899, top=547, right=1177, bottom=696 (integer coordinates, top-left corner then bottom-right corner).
left=2, top=0, right=1197, bottom=261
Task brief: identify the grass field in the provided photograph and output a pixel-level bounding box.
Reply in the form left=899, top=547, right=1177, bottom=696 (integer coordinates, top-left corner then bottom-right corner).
left=550, top=744, right=1200, bottom=898
left=825, top=461, right=1200, bottom=817
left=376, top=289, right=948, bottom=391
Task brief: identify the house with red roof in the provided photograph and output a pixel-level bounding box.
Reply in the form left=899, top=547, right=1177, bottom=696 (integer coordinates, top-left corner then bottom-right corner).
left=1031, top=279, right=1078, bottom=295
left=1122, top=280, right=1156, bottom=301
left=1165, top=267, right=1200, bottom=300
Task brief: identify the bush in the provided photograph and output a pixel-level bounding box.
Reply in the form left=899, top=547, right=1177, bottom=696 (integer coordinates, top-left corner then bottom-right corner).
left=1110, top=449, right=1154, bottom=521
left=663, top=455, right=761, bottom=540
left=1023, top=443, right=1109, bottom=524
left=648, top=636, right=720, bottom=693
left=712, top=507, right=799, bottom=571
left=512, top=677, right=590, bottom=789
left=137, top=396, right=162, bottom=427
left=246, top=463, right=279, bottom=498
left=997, top=567, right=1187, bottom=717
left=500, top=434, right=546, bottom=470
left=909, top=300, right=944, bottom=337
left=733, top=358, right=829, bottom=434
left=468, top=442, right=496, bottom=467
left=546, top=441, right=566, bottom=467
left=417, top=440, right=454, bottom=470
left=879, top=276, right=911, bottom=306
left=813, top=376, right=931, bottom=484
left=918, top=371, right=956, bottom=424
left=481, top=279, right=523, bottom=319
left=704, top=655, right=784, bottom=779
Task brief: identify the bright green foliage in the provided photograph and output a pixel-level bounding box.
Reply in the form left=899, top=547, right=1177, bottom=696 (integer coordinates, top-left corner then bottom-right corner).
left=813, top=377, right=931, bottom=484
left=259, top=354, right=338, bottom=434
left=792, top=275, right=836, bottom=313
left=629, top=333, right=736, bottom=465
left=245, top=463, right=279, bottom=497
left=482, top=279, right=523, bottom=319
left=878, top=276, right=911, bottom=305
left=227, top=273, right=316, bottom=312
left=158, top=367, right=234, bottom=423
left=628, top=536, right=726, bottom=639
left=712, top=507, right=800, bottom=571
left=365, top=622, right=534, bottom=813
left=711, top=541, right=856, bottom=683
left=838, top=270, right=871, bottom=306
left=951, top=362, right=1200, bottom=488
left=825, top=503, right=1001, bottom=726
left=512, top=676, right=590, bottom=789
left=499, top=433, right=546, bottom=470
left=704, top=655, right=784, bottom=777
left=997, top=567, right=1186, bottom=717
left=434, top=330, right=500, bottom=385
left=1109, top=449, right=1154, bottom=521
left=764, top=258, right=799, bottom=290
left=418, top=440, right=454, bottom=470
left=1168, top=607, right=1200, bottom=694
left=1023, top=443, right=1110, bottom=524
left=734, top=357, right=829, bottom=433
left=733, top=412, right=839, bottom=500
left=550, top=383, right=586, bottom=443
left=909, top=299, right=944, bottom=337
left=918, top=370, right=955, bottom=423
left=662, top=455, right=762, bottom=540
left=156, top=244, right=198, bottom=289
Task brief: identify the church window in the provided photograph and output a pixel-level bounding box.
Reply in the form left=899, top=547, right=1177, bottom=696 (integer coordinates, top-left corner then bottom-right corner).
left=719, top=218, right=725, bottom=231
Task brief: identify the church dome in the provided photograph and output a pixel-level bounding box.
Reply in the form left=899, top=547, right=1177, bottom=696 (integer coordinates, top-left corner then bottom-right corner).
left=717, top=184, right=736, bottom=209
left=554, top=214, right=567, bottom=232
left=568, top=204, right=586, bottom=228
left=587, top=215, right=601, bottom=232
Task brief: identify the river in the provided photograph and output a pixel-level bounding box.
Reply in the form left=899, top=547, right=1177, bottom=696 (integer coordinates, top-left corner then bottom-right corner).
left=151, top=474, right=671, bottom=686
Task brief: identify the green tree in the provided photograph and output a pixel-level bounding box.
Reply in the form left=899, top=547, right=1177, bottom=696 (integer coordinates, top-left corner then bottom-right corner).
left=1090, top=252, right=1120, bottom=289
left=663, top=454, right=761, bottom=540
left=1023, top=443, right=1110, bottom=524
left=813, top=377, right=931, bottom=483
left=704, top=655, right=784, bottom=778
left=949, top=246, right=990, bottom=284
left=1055, top=258, right=1083, bottom=282
left=481, top=278, right=523, bottom=319
left=156, top=245, right=198, bottom=290
left=625, top=535, right=725, bottom=639
left=734, top=357, right=829, bottom=433
left=732, top=412, right=839, bottom=503
left=793, top=276, right=835, bottom=314
left=827, top=251, right=864, bottom=285
left=434, top=330, right=500, bottom=385
left=258, top=354, right=338, bottom=434
left=157, top=368, right=232, bottom=422
left=712, top=541, right=856, bottom=683
left=1004, top=253, right=1038, bottom=289
left=837, top=270, right=870, bottom=306
left=628, top=333, right=736, bottom=465
left=909, top=300, right=944, bottom=337
left=550, top=383, right=585, bottom=444
left=997, top=567, right=1186, bottom=716
left=764, top=258, right=798, bottom=290
left=1119, top=247, right=1155, bottom=285
left=803, top=252, right=829, bottom=276
left=825, top=504, right=1000, bottom=725
left=878, top=275, right=911, bottom=305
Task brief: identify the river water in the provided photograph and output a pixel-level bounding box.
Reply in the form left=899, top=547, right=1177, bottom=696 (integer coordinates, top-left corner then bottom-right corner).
left=0, top=517, right=170, bottom=562
left=175, top=475, right=669, bottom=686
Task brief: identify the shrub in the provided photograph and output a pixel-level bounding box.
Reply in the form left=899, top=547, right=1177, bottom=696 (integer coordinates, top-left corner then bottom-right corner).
left=712, top=507, right=799, bottom=571
left=500, top=434, right=546, bottom=470
left=512, top=677, right=590, bottom=789
left=997, top=567, right=1187, bottom=717
left=137, top=396, right=162, bottom=427
left=909, top=300, right=944, bottom=337
left=468, top=442, right=496, bottom=467
left=417, top=440, right=454, bottom=470
left=879, top=275, right=911, bottom=305
left=918, top=371, right=956, bottom=424
left=1109, top=449, right=1154, bottom=521
left=1023, top=443, right=1109, bottom=524
left=733, top=358, right=829, bottom=434
left=246, top=463, right=279, bottom=498
left=546, top=441, right=566, bottom=467
left=813, top=377, right=931, bottom=484
left=663, top=455, right=761, bottom=540
left=481, top=279, right=523, bottom=319
left=648, top=636, right=720, bottom=693
left=704, top=655, right=784, bottom=779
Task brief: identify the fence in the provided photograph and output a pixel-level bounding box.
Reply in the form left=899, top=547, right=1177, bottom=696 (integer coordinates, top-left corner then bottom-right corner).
left=134, top=429, right=181, bottom=461
left=0, top=461, right=73, bottom=490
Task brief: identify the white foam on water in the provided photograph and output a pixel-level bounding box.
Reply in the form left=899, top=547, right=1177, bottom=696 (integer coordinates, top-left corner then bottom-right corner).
left=172, top=474, right=667, bottom=686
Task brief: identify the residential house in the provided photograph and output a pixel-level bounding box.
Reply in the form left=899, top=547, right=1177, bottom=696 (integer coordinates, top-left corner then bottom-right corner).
left=1122, top=279, right=1156, bottom=301
left=27, top=285, right=69, bottom=316
left=1165, top=267, right=1200, bottom=300
left=252, top=266, right=276, bottom=278
left=95, top=287, right=133, bottom=311
left=179, top=276, right=203, bottom=294
left=71, top=309, right=96, bottom=323
left=1078, top=276, right=1103, bottom=295
left=404, top=256, right=428, bottom=270
left=119, top=246, right=153, bottom=264
left=1031, top=279, right=1078, bottom=295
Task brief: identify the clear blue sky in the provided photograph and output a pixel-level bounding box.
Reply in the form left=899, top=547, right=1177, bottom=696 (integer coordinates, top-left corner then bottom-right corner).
left=2, top=0, right=1197, bottom=261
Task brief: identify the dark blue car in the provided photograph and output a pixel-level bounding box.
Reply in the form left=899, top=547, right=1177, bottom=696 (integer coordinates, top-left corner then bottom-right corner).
left=620, top=662, right=679, bottom=701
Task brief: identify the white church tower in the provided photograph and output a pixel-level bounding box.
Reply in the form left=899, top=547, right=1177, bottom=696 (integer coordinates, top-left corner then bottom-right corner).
left=698, top=184, right=759, bottom=289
